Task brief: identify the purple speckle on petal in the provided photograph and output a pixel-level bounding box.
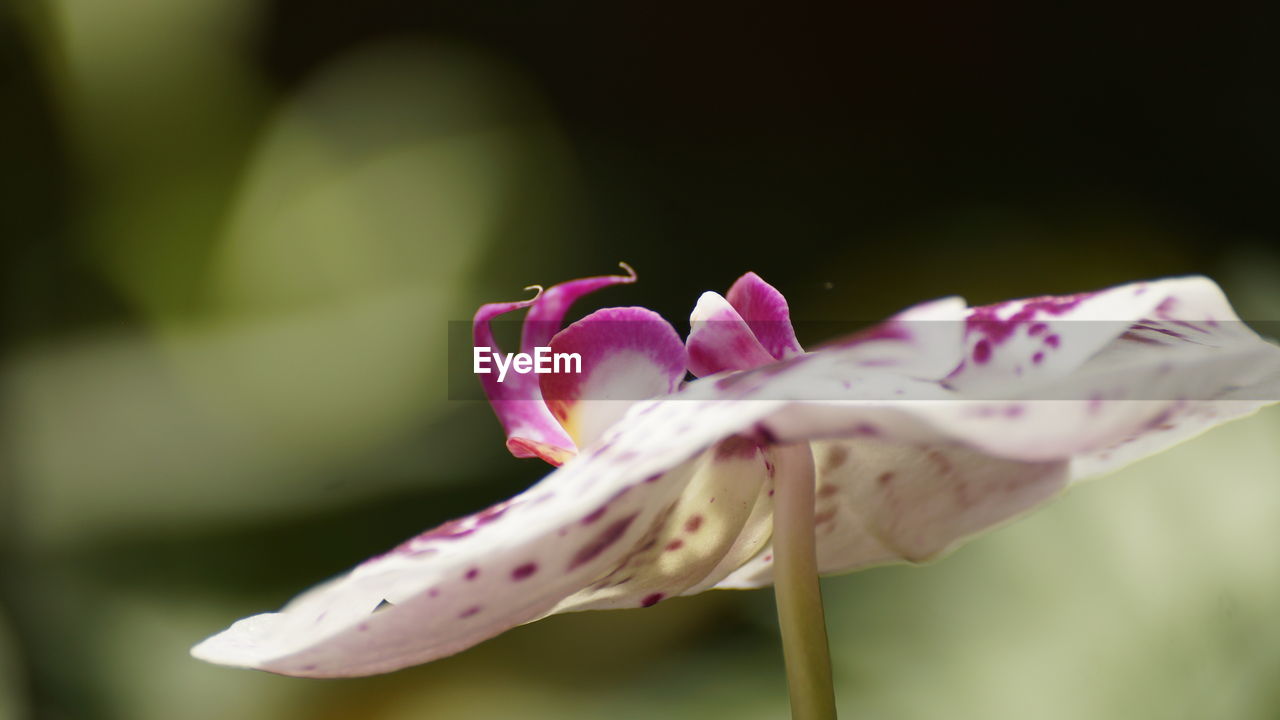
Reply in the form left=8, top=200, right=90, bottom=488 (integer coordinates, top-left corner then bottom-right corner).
left=465, top=568, right=480, bottom=581
left=459, top=605, right=482, bottom=619
left=581, top=505, right=608, bottom=525
left=966, top=294, right=1091, bottom=347
left=1120, top=331, right=1162, bottom=345
left=1088, top=394, right=1104, bottom=415
left=972, top=339, right=992, bottom=364
left=834, top=321, right=912, bottom=347
left=715, top=435, right=762, bottom=461
left=752, top=423, right=780, bottom=444
left=1028, top=322, right=1049, bottom=336
left=927, top=449, right=954, bottom=474
left=641, top=593, right=665, bottom=607
left=569, top=515, right=638, bottom=570
left=1032, top=351, right=1045, bottom=365
left=823, top=445, right=849, bottom=472
left=1044, top=334, right=1061, bottom=348
left=511, top=563, right=538, bottom=581
left=1170, top=319, right=1207, bottom=334
left=716, top=373, right=748, bottom=391
left=685, top=515, right=704, bottom=533
left=412, top=521, right=474, bottom=543
left=1144, top=408, right=1177, bottom=431
left=665, top=539, right=684, bottom=551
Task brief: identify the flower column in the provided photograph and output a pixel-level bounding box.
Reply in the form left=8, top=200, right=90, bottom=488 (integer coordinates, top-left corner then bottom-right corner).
left=771, top=442, right=837, bottom=720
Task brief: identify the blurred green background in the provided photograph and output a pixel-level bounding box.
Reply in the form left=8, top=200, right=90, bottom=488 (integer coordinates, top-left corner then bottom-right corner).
left=3, top=2, right=1279, bottom=718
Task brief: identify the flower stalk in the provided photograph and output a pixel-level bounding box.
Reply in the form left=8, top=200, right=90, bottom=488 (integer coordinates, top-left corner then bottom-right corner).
left=771, top=443, right=837, bottom=720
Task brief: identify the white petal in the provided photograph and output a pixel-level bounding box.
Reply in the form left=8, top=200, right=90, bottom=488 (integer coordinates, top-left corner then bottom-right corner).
left=194, top=277, right=1280, bottom=675
left=551, top=437, right=775, bottom=612
left=192, top=398, right=783, bottom=676
left=716, top=439, right=1069, bottom=588
left=948, top=276, right=1253, bottom=393
left=686, top=292, right=777, bottom=376
left=757, top=276, right=1280, bottom=465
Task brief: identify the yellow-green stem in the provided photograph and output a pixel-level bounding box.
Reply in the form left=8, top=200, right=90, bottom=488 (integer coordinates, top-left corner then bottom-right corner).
left=771, top=443, right=837, bottom=720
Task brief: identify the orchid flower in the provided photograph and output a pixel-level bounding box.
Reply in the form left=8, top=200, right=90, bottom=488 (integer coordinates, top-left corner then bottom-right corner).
left=194, top=268, right=1280, bottom=717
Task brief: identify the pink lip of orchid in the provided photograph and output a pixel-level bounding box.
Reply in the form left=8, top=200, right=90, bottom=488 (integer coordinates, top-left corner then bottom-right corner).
left=192, top=269, right=1280, bottom=678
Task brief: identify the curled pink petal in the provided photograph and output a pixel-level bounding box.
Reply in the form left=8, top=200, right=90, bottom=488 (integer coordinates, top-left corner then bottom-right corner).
left=725, top=272, right=804, bottom=360
left=540, top=306, right=686, bottom=448
left=473, top=264, right=637, bottom=464
left=520, top=262, right=637, bottom=352
left=473, top=291, right=575, bottom=464
left=686, top=291, right=778, bottom=377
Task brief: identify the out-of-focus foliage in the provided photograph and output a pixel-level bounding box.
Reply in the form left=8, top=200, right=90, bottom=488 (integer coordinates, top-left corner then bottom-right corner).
left=0, top=612, right=22, bottom=720
left=7, top=1, right=575, bottom=545
left=3, top=1, right=1279, bottom=719
left=823, top=405, right=1280, bottom=720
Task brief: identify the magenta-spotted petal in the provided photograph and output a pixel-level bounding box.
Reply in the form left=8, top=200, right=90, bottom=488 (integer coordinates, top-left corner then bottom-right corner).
left=945, top=276, right=1250, bottom=395
left=686, top=292, right=778, bottom=377
left=716, top=440, right=1070, bottom=588
left=473, top=265, right=636, bottom=464
left=890, top=277, right=1280, bottom=464
left=725, top=272, right=804, bottom=360
left=552, top=436, right=776, bottom=612
left=193, top=274, right=1280, bottom=677
left=709, top=277, right=1279, bottom=585
left=540, top=307, right=686, bottom=449
left=190, top=398, right=785, bottom=677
